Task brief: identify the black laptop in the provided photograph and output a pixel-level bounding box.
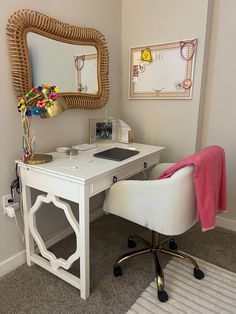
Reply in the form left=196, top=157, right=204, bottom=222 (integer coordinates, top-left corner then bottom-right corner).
left=93, top=147, right=139, bottom=161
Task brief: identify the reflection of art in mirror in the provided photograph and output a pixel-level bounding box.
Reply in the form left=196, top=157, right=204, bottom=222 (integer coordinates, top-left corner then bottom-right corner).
left=89, top=118, right=117, bottom=144
left=129, top=39, right=197, bottom=99
left=74, top=53, right=98, bottom=94
left=7, top=9, right=109, bottom=110
left=27, top=33, right=98, bottom=94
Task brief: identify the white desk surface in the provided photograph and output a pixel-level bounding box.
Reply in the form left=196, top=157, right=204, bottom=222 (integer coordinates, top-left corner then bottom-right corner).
left=19, top=142, right=164, bottom=182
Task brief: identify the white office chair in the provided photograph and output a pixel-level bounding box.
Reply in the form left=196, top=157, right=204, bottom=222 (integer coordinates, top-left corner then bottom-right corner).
left=103, top=163, right=204, bottom=302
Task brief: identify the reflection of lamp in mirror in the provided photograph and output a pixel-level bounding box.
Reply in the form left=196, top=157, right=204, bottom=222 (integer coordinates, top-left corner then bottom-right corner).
left=18, top=84, right=65, bottom=164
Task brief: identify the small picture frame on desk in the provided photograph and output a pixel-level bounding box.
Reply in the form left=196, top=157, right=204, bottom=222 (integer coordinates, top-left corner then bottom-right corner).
left=89, top=118, right=117, bottom=143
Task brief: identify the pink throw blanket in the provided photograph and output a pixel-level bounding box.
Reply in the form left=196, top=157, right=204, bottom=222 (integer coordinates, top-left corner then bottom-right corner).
left=159, top=146, right=227, bottom=231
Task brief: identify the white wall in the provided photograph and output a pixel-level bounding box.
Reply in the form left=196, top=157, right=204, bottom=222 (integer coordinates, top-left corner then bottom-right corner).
left=121, top=0, right=211, bottom=162
left=201, top=0, right=236, bottom=221
left=0, top=0, right=121, bottom=266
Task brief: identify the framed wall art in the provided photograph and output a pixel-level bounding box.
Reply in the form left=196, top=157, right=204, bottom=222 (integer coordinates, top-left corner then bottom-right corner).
left=129, top=38, right=197, bottom=99
left=89, top=117, right=117, bottom=143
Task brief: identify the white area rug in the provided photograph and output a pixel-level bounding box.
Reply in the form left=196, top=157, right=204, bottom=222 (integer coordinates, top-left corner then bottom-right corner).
left=127, top=255, right=236, bottom=314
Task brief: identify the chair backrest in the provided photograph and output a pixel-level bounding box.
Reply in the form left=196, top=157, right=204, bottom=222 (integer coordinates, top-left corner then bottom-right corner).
left=103, top=164, right=197, bottom=236
left=148, top=165, right=197, bottom=235
left=149, top=163, right=175, bottom=180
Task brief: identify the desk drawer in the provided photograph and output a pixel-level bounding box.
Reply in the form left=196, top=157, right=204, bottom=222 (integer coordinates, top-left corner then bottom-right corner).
left=90, top=153, right=160, bottom=196
left=20, top=168, right=79, bottom=203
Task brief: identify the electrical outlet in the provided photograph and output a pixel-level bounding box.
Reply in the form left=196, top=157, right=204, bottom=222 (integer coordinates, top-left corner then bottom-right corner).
left=2, top=194, right=13, bottom=215
left=5, top=203, right=19, bottom=217
left=6, top=206, right=16, bottom=217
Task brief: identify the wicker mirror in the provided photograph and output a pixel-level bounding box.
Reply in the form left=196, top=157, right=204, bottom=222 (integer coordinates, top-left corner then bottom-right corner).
left=7, top=9, right=109, bottom=110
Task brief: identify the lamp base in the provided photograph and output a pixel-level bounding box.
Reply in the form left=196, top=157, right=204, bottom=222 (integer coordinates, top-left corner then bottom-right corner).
left=25, top=154, right=53, bottom=165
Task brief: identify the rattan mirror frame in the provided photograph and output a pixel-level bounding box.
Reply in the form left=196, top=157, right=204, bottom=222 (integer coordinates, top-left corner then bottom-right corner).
left=7, top=9, right=109, bottom=110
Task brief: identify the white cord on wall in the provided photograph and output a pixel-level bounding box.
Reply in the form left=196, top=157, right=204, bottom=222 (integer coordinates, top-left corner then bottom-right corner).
left=14, top=214, right=24, bottom=242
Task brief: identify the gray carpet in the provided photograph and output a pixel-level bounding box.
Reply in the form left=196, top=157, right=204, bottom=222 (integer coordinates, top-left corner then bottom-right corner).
left=1, top=214, right=236, bottom=314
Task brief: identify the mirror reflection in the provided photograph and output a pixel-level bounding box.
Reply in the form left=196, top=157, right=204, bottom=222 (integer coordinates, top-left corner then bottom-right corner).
left=27, top=32, right=98, bottom=94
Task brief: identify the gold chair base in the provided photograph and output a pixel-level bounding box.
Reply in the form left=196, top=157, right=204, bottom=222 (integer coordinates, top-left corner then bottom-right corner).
left=113, top=231, right=204, bottom=303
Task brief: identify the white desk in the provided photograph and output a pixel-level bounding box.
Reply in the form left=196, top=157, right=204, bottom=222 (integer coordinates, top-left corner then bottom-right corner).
left=18, top=142, right=164, bottom=299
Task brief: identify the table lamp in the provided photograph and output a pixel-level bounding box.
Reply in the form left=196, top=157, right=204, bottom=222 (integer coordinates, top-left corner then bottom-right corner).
left=18, top=83, right=68, bottom=164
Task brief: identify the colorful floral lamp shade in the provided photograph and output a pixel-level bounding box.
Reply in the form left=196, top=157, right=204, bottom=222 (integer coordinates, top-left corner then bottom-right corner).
left=18, top=84, right=67, bottom=164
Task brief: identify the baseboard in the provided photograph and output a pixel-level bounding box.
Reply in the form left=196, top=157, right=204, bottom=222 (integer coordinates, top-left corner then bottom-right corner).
left=90, top=206, right=104, bottom=222
left=0, top=207, right=104, bottom=277
left=0, top=251, right=26, bottom=278
left=216, top=215, right=236, bottom=232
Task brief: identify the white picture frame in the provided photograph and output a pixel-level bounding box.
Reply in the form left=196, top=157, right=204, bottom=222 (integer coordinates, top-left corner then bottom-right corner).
left=89, top=118, right=117, bottom=144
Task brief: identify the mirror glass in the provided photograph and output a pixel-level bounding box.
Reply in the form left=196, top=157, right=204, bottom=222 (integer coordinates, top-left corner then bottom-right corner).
left=27, top=32, right=98, bottom=94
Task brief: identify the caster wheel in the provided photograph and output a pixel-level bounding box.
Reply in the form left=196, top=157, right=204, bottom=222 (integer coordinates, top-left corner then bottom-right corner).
left=113, top=266, right=122, bottom=277
left=194, top=268, right=204, bottom=280
left=158, top=290, right=169, bottom=302
left=128, top=238, right=136, bottom=248
left=169, top=239, right=178, bottom=250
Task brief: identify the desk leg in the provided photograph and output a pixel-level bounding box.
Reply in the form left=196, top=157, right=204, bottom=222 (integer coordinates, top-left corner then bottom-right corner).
left=21, top=184, right=34, bottom=266
left=79, top=185, right=90, bottom=299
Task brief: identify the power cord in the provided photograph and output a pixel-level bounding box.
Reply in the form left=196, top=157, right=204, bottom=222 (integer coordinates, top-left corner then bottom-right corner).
left=9, top=164, right=21, bottom=202
left=8, top=164, right=24, bottom=241
left=14, top=214, right=24, bottom=242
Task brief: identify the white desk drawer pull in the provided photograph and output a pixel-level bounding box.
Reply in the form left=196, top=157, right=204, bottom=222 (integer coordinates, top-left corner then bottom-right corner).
left=144, top=162, right=148, bottom=168
left=113, top=176, right=118, bottom=183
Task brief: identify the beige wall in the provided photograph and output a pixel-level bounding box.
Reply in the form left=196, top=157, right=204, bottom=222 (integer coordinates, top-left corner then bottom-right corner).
left=201, top=0, right=236, bottom=219
left=121, top=0, right=210, bottom=162
left=0, top=0, right=121, bottom=264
